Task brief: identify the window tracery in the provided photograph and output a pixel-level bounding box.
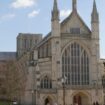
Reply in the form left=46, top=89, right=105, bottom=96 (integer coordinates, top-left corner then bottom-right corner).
left=62, top=42, right=89, bottom=85
left=41, top=76, right=52, bottom=89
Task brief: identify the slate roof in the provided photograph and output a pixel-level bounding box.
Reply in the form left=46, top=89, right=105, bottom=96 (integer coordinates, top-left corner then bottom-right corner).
left=0, top=52, right=16, bottom=61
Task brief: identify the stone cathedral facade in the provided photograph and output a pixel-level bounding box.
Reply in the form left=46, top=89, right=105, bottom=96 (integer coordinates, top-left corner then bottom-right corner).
left=0, top=0, right=105, bottom=105
left=22, top=0, right=105, bottom=105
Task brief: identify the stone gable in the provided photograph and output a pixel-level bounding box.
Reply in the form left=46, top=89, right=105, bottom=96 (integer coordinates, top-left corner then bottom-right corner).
left=61, top=12, right=91, bottom=35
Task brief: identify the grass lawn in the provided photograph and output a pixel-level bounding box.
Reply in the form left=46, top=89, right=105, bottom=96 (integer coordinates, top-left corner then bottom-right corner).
left=0, top=101, right=12, bottom=105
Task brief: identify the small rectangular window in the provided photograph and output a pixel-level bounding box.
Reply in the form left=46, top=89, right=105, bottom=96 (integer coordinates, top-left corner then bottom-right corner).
left=70, top=28, right=80, bottom=34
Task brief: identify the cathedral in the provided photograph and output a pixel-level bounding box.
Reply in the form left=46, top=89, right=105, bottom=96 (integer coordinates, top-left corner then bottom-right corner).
left=22, top=0, right=105, bottom=105
left=0, top=0, right=105, bottom=105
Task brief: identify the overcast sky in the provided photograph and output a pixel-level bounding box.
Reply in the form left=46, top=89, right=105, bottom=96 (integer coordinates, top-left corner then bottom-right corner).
left=0, top=0, right=104, bottom=58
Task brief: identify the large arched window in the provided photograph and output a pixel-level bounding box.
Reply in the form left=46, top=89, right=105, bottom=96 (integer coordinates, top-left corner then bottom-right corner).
left=41, top=76, right=52, bottom=89
left=62, top=42, right=89, bottom=85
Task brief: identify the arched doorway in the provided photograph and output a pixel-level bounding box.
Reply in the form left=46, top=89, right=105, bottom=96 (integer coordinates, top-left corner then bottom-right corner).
left=44, top=97, right=53, bottom=105
left=73, top=92, right=89, bottom=105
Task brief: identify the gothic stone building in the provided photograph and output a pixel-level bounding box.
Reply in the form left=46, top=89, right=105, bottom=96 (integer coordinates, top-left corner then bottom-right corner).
left=22, top=0, right=105, bottom=105
left=0, top=0, right=105, bottom=105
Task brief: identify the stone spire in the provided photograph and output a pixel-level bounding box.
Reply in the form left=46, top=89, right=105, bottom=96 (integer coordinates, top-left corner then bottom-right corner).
left=51, top=0, right=59, bottom=21
left=53, top=0, right=58, bottom=11
left=91, top=0, right=99, bottom=22
left=72, top=0, right=77, bottom=12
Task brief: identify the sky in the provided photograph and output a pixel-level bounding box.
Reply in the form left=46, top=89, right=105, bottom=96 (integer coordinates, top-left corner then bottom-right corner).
left=0, top=0, right=104, bottom=58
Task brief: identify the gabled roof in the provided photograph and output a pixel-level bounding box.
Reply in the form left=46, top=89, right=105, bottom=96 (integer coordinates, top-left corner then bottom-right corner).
left=35, top=11, right=92, bottom=49
left=61, top=11, right=91, bottom=34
